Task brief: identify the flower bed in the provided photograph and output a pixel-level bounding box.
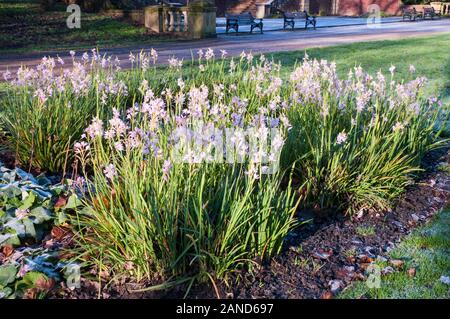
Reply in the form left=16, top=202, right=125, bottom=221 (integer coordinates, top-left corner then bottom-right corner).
left=0, top=48, right=448, bottom=296
left=0, top=164, right=80, bottom=298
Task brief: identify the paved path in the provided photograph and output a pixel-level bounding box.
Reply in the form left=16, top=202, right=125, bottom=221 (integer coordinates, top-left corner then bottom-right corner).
left=216, top=16, right=403, bottom=33
left=1, top=19, right=450, bottom=74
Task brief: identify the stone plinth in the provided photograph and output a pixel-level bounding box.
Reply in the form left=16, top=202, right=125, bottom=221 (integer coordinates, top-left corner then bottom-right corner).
left=187, top=0, right=217, bottom=39
left=145, top=5, right=165, bottom=33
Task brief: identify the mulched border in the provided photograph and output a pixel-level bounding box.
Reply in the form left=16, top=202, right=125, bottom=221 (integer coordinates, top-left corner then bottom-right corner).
left=49, top=147, right=449, bottom=299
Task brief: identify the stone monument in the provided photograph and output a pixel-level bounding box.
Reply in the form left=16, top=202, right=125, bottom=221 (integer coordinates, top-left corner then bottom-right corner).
left=187, top=0, right=216, bottom=39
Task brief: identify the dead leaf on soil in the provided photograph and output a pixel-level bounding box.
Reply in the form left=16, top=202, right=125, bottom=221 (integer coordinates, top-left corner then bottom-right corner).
left=54, top=196, right=67, bottom=209
left=407, top=267, right=416, bottom=277
left=359, top=263, right=371, bottom=271
left=23, top=288, right=38, bottom=299
left=35, top=277, right=55, bottom=291
left=312, top=249, right=333, bottom=260
left=357, top=254, right=374, bottom=263
left=51, top=225, right=72, bottom=240
left=390, top=259, right=404, bottom=269
left=2, top=244, right=14, bottom=258
left=321, top=291, right=334, bottom=299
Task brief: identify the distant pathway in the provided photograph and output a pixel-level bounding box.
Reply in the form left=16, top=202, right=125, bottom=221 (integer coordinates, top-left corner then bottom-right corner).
left=215, top=16, right=403, bottom=33
left=1, top=19, right=450, bottom=74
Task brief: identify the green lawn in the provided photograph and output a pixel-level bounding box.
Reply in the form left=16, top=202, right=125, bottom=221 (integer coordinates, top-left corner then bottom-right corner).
left=2, top=33, right=450, bottom=107
left=339, top=210, right=450, bottom=299
left=273, top=33, right=450, bottom=105
left=0, top=0, right=176, bottom=54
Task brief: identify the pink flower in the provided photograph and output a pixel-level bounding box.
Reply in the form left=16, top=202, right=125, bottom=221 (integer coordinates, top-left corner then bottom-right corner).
left=85, top=117, right=104, bottom=138
left=17, top=264, right=31, bottom=277
left=336, top=131, right=348, bottom=145
left=150, top=48, right=158, bottom=64
left=220, top=49, right=228, bottom=59
left=162, top=160, right=171, bottom=181
left=103, top=164, right=117, bottom=180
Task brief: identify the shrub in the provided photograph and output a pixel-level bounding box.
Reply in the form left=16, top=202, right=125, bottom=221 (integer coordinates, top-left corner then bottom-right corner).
left=1, top=52, right=129, bottom=173
left=282, top=57, right=446, bottom=215
left=73, top=78, right=299, bottom=285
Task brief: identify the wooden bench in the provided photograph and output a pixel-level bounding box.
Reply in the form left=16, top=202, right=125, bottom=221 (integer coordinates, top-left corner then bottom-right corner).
left=402, top=7, right=423, bottom=21
left=283, top=11, right=316, bottom=30
left=225, top=12, right=263, bottom=34
left=423, top=7, right=441, bottom=19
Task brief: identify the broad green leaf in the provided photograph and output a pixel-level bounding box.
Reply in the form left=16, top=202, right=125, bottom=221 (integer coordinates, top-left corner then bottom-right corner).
left=0, top=286, right=13, bottom=299
left=0, top=265, right=18, bottom=286
left=21, top=271, right=48, bottom=286
left=30, top=207, right=53, bottom=223
left=19, top=191, right=36, bottom=210
left=64, top=194, right=81, bottom=209
left=4, top=219, right=26, bottom=237
left=23, top=218, right=37, bottom=238
left=0, top=233, right=20, bottom=246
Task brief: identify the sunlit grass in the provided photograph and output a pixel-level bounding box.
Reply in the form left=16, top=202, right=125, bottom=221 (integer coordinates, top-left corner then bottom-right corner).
left=340, top=210, right=450, bottom=299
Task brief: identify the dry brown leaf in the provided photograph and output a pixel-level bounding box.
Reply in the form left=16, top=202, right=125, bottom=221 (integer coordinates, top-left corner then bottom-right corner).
left=2, top=244, right=14, bottom=258
left=321, top=291, right=334, bottom=299
left=407, top=267, right=416, bottom=277
left=54, top=196, right=67, bottom=209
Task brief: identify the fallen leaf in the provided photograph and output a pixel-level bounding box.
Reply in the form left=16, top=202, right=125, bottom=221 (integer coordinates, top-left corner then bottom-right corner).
left=357, top=254, right=374, bottom=263
left=51, top=226, right=71, bottom=240
left=359, top=263, right=371, bottom=271
left=353, top=272, right=366, bottom=281
left=23, top=288, right=38, bottom=299
left=321, top=291, right=333, bottom=299
left=2, top=244, right=14, bottom=258
left=439, top=275, right=450, bottom=284
left=328, top=279, right=343, bottom=293
left=312, top=249, right=333, bottom=260
left=35, top=277, right=55, bottom=291
left=54, top=196, right=67, bottom=209
left=382, top=266, right=395, bottom=275
left=346, top=256, right=356, bottom=264
left=407, top=268, right=416, bottom=277
left=390, top=259, right=404, bottom=269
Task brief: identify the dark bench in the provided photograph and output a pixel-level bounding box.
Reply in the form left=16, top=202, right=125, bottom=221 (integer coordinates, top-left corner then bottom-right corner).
left=283, top=11, right=316, bottom=30
left=423, top=7, right=441, bottom=20
left=225, top=12, right=263, bottom=34
left=402, top=7, right=423, bottom=21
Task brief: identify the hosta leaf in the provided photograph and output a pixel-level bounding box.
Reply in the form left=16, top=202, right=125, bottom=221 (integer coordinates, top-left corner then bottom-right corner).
left=64, top=194, right=81, bottom=209
left=0, top=286, right=13, bottom=299
left=15, top=168, right=38, bottom=184
left=19, top=191, right=36, bottom=211
left=0, top=184, right=21, bottom=198
left=0, top=265, right=18, bottom=286
left=23, top=218, right=37, bottom=238
left=4, top=219, right=26, bottom=237
left=30, top=207, right=53, bottom=223
left=36, top=175, right=51, bottom=187
left=0, top=233, right=20, bottom=247
left=20, top=271, right=47, bottom=286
